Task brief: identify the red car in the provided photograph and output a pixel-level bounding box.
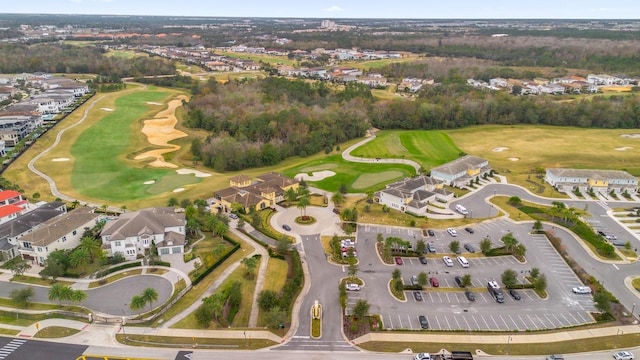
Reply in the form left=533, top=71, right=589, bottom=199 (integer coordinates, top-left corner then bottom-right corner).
left=429, top=277, right=439, bottom=287
left=395, top=256, right=403, bottom=265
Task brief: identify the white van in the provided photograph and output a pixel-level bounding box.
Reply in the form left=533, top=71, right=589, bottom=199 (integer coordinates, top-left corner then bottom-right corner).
left=442, top=256, right=454, bottom=267
left=455, top=204, right=469, bottom=215
left=457, top=256, right=469, bottom=268
left=447, top=228, right=458, bottom=237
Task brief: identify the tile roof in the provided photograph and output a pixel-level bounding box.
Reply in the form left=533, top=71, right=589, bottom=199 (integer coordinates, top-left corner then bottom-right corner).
left=431, top=155, right=488, bottom=176
left=101, top=207, right=185, bottom=241
left=21, top=207, right=100, bottom=247
left=0, top=190, right=21, bottom=202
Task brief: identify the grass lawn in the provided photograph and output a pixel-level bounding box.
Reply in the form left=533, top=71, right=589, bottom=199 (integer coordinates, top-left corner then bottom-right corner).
left=632, top=278, right=640, bottom=292
left=117, top=334, right=276, bottom=350
left=218, top=52, right=296, bottom=66
left=0, top=329, right=19, bottom=336
left=34, top=326, right=80, bottom=338
left=350, top=130, right=462, bottom=169
left=88, top=269, right=143, bottom=288
left=172, top=258, right=259, bottom=329
left=10, top=275, right=73, bottom=287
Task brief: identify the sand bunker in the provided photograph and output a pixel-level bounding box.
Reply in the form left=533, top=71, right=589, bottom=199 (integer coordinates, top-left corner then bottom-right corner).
left=134, top=95, right=189, bottom=168
left=621, top=134, right=640, bottom=139
left=492, top=147, right=509, bottom=152
left=173, top=187, right=186, bottom=193
left=51, top=158, right=70, bottom=162
left=507, top=157, right=520, bottom=161
left=143, top=180, right=156, bottom=185
left=176, top=169, right=212, bottom=178
left=101, top=108, right=114, bottom=112
left=295, top=170, right=336, bottom=181
left=615, top=146, right=633, bottom=151
left=146, top=102, right=163, bottom=105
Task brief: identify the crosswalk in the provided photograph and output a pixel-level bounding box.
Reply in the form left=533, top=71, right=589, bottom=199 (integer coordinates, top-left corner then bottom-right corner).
left=0, top=339, right=25, bottom=359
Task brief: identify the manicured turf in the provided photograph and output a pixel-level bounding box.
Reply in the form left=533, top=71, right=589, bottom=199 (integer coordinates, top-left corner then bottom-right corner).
left=351, top=130, right=462, bottom=168
left=283, top=154, right=415, bottom=193
left=352, top=171, right=403, bottom=190
left=70, top=91, right=200, bottom=201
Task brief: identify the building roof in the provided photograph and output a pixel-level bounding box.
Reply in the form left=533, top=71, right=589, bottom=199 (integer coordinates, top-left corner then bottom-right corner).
left=547, top=168, right=637, bottom=181
left=0, top=202, right=67, bottom=240
left=431, top=155, right=488, bottom=176
left=101, top=207, right=185, bottom=241
left=0, top=190, right=21, bottom=202
left=0, top=204, right=23, bottom=218
left=256, top=172, right=299, bottom=188
left=230, top=175, right=251, bottom=183
left=21, top=207, right=100, bottom=247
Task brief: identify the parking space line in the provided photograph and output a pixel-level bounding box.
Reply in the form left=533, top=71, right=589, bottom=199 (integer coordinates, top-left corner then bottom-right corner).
left=499, top=315, right=510, bottom=330
left=508, top=314, right=522, bottom=331
left=407, top=314, right=414, bottom=330
left=471, top=315, right=481, bottom=330
left=434, top=315, right=442, bottom=330
left=462, top=315, right=472, bottom=330
left=479, top=315, right=490, bottom=330
left=489, top=315, right=501, bottom=329
left=517, top=314, right=527, bottom=329
left=387, top=315, right=394, bottom=328
left=526, top=314, right=539, bottom=330
left=453, top=315, right=462, bottom=330
left=544, top=314, right=556, bottom=328
left=397, top=314, right=403, bottom=329
left=444, top=315, right=452, bottom=330
left=428, top=292, right=435, bottom=302
left=555, top=313, right=569, bottom=327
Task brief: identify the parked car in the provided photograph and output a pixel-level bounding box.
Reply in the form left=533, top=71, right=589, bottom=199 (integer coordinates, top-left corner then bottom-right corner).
left=464, top=227, right=474, bottom=234
left=418, top=315, right=429, bottom=329
left=546, top=355, right=564, bottom=360
left=613, top=351, right=634, bottom=360
left=442, top=256, right=454, bottom=267
left=509, top=289, right=522, bottom=300
left=282, top=224, right=291, bottom=231
left=395, top=256, right=403, bottom=265
left=429, top=277, right=439, bottom=287
left=413, top=291, right=423, bottom=301
left=411, top=275, right=419, bottom=286
left=419, top=256, right=428, bottom=265
left=597, top=230, right=607, bottom=237
left=427, top=229, right=435, bottom=237
left=464, top=289, right=476, bottom=301
left=229, top=213, right=239, bottom=220
left=572, top=286, right=592, bottom=294
left=346, top=283, right=360, bottom=291
left=427, top=242, right=436, bottom=253
left=454, top=276, right=463, bottom=287
left=464, top=243, right=476, bottom=253
left=447, top=228, right=458, bottom=237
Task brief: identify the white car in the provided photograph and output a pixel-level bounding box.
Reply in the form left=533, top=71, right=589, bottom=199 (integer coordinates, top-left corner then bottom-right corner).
left=572, top=286, right=592, bottom=294
left=442, top=256, right=454, bottom=267
left=613, top=351, right=634, bottom=360
left=345, top=283, right=360, bottom=291
left=447, top=228, right=458, bottom=237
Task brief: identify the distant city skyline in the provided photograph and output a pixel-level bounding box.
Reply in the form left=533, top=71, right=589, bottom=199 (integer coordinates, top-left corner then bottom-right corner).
left=2, top=0, right=640, bottom=19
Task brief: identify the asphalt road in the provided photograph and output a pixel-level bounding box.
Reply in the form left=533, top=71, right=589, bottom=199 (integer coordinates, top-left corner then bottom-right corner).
left=0, top=336, right=87, bottom=360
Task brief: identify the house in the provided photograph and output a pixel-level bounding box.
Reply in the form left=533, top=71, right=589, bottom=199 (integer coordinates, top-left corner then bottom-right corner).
left=545, top=168, right=638, bottom=195
left=357, top=74, right=387, bottom=87
left=489, top=78, right=508, bottom=88
left=213, top=172, right=299, bottom=213
left=0, top=201, right=67, bottom=262
left=205, top=61, right=232, bottom=72
left=587, top=74, right=622, bottom=86
left=375, top=175, right=453, bottom=215
left=100, top=207, right=186, bottom=261
left=16, top=207, right=101, bottom=265
left=431, top=155, right=491, bottom=188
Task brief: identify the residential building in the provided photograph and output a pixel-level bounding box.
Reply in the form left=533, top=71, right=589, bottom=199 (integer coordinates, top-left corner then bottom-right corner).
left=431, top=155, right=491, bottom=188
left=375, top=175, right=453, bottom=215
left=213, top=172, right=299, bottom=213
left=545, top=168, right=638, bottom=194
left=100, top=207, right=186, bottom=261
left=16, top=206, right=101, bottom=265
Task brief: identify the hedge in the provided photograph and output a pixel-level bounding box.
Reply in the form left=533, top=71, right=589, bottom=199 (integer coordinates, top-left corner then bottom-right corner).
left=149, top=260, right=171, bottom=267
left=95, top=261, right=142, bottom=278
left=239, top=229, right=285, bottom=260
left=191, top=234, right=240, bottom=286
left=279, top=250, right=304, bottom=313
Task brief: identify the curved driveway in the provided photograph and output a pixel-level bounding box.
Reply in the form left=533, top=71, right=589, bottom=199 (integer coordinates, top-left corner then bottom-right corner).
left=0, top=274, right=172, bottom=316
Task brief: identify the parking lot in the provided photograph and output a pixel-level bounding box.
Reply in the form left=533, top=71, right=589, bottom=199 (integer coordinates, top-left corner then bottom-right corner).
left=355, top=219, right=597, bottom=331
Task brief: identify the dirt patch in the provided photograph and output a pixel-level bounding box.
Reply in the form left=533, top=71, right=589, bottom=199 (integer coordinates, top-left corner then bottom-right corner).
left=176, top=168, right=211, bottom=177
left=51, top=158, right=70, bottom=162
left=101, top=108, right=114, bottom=112
left=615, top=146, right=633, bottom=151
left=134, top=95, right=189, bottom=168
left=507, top=157, right=520, bottom=161
left=492, top=147, right=509, bottom=152
left=172, top=187, right=186, bottom=193
left=621, top=134, right=640, bottom=139
left=295, top=170, right=336, bottom=181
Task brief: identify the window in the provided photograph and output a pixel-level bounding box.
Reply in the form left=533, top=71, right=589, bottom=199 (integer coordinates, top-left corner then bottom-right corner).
left=37, top=247, right=42, bottom=252
left=160, top=248, right=170, bottom=255
left=22, top=242, right=32, bottom=249
left=62, top=236, right=67, bottom=242
left=115, top=241, right=121, bottom=247
left=72, top=230, right=77, bottom=236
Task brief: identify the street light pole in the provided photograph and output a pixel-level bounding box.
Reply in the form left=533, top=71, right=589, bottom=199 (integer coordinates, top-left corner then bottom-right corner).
left=632, top=303, right=636, bottom=319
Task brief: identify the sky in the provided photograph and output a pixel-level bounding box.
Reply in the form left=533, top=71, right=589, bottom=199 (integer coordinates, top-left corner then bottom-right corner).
left=2, top=0, right=640, bottom=19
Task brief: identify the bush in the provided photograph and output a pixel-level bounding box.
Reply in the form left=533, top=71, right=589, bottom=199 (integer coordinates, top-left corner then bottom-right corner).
left=278, top=250, right=304, bottom=313
left=192, top=235, right=240, bottom=286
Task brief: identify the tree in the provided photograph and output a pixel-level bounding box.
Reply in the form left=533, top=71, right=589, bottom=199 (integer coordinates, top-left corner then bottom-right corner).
left=265, top=306, right=287, bottom=330
left=250, top=210, right=261, bottom=229
left=70, top=290, right=87, bottom=305
left=347, top=263, right=359, bottom=279
left=352, top=299, right=370, bottom=321
left=69, top=248, right=91, bottom=273
left=236, top=217, right=245, bottom=230
left=513, top=243, right=527, bottom=258
left=501, top=269, right=519, bottom=289
left=241, top=256, right=259, bottom=279
left=449, top=240, right=460, bottom=254
left=194, top=303, right=215, bottom=327
left=508, top=196, right=522, bottom=205
left=415, top=239, right=426, bottom=254
left=130, top=295, right=146, bottom=314
left=480, top=237, right=492, bottom=254
left=530, top=267, right=540, bottom=279
left=593, top=291, right=611, bottom=313
left=501, top=233, right=519, bottom=253
left=276, top=236, right=291, bottom=254
left=258, top=290, right=279, bottom=312
left=167, top=197, right=179, bottom=207
left=48, top=283, right=73, bottom=305
left=331, top=192, right=345, bottom=207
left=120, top=205, right=127, bottom=213
left=79, top=237, right=102, bottom=262
left=532, top=220, right=543, bottom=233
left=9, top=257, right=32, bottom=276
left=376, top=233, right=384, bottom=244
left=297, top=195, right=311, bottom=218
left=10, top=287, right=34, bottom=308
left=392, top=268, right=402, bottom=280
left=461, top=274, right=472, bottom=288
left=533, top=274, right=547, bottom=293
left=284, top=188, right=297, bottom=204
left=40, top=257, right=66, bottom=282
left=393, top=279, right=404, bottom=293
left=417, top=272, right=428, bottom=287
left=366, top=191, right=374, bottom=204
left=141, top=287, right=159, bottom=312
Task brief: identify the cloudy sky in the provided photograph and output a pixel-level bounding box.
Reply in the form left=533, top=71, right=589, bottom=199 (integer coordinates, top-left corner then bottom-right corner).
left=3, top=0, right=639, bottom=19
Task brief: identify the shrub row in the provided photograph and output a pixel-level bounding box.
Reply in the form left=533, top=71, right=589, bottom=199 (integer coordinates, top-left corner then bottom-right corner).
left=149, top=260, right=171, bottom=267
left=240, top=229, right=285, bottom=260
left=95, top=261, right=142, bottom=279
left=192, top=235, right=240, bottom=286
left=569, top=221, right=616, bottom=258
left=279, top=250, right=304, bottom=313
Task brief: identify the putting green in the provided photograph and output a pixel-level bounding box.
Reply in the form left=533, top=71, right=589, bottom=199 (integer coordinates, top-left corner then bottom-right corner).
left=70, top=91, right=200, bottom=201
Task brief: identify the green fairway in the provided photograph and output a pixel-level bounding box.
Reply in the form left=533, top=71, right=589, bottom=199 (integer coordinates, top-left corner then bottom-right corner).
left=70, top=91, right=200, bottom=201
left=283, top=154, right=415, bottom=193
left=351, top=130, right=462, bottom=168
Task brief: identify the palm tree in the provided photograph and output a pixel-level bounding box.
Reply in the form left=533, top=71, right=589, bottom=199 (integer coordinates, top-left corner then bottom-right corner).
left=69, top=248, right=91, bottom=274
left=501, top=233, right=519, bottom=253
left=120, top=205, right=127, bottom=213
left=331, top=192, right=345, bottom=207
left=48, top=284, right=73, bottom=305
left=141, top=288, right=158, bottom=312
left=213, top=221, right=228, bottom=238
left=79, top=237, right=102, bottom=262
left=70, top=290, right=87, bottom=305
left=284, top=188, right=297, bottom=204
left=130, top=295, right=146, bottom=315
left=71, top=200, right=80, bottom=209
left=100, top=204, right=108, bottom=215
left=297, top=195, right=311, bottom=219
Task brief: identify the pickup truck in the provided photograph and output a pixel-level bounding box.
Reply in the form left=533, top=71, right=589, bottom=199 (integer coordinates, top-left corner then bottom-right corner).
left=414, top=351, right=473, bottom=360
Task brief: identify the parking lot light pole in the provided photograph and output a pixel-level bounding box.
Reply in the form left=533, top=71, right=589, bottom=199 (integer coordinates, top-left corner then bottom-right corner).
left=632, top=303, right=636, bottom=318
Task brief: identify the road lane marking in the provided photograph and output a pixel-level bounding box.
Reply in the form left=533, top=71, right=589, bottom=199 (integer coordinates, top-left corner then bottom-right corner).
left=613, top=264, right=619, bottom=270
